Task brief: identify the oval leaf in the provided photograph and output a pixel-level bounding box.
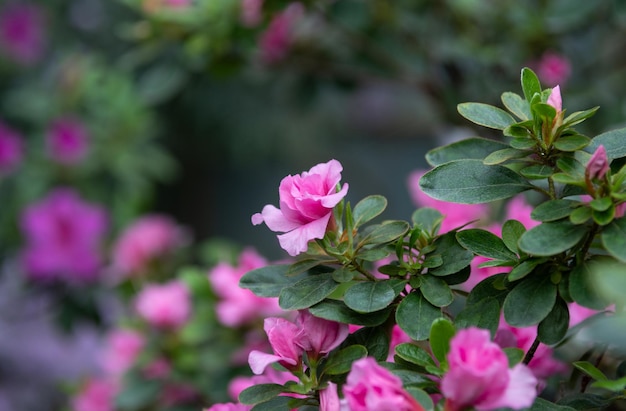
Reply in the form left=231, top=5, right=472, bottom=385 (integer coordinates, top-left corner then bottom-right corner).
left=457, top=102, right=516, bottom=130
left=518, top=221, right=588, bottom=256
left=322, top=345, right=368, bottom=375
left=537, top=297, right=569, bottom=344
left=239, top=384, right=284, bottom=405
left=344, top=281, right=396, bottom=313
left=521, top=67, right=541, bottom=102
left=586, top=127, right=626, bottom=160
left=309, top=300, right=391, bottom=326
left=503, top=275, right=557, bottom=327
left=531, top=200, right=578, bottom=222
left=240, top=265, right=300, bottom=297
left=502, top=91, right=531, bottom=120
left=429, top=318, right=456, bottom=363
left=554, top=134, right=591, bottom=152
left=420, top=275, right=454, bottom=307
left=457, top=228, right=518, bottom=261
left=426, top=137, right=509, bottom=167
left=353, top=195, right=387, bottom=228
left=279, top=273, right=339, bottom=310
left=396, top=292, right=442, bottom=341
left=601, top=218, right=626, bottom=263
left=483, top=148, right=529, bottom=165
left=428, top=231, right=474, bottom=276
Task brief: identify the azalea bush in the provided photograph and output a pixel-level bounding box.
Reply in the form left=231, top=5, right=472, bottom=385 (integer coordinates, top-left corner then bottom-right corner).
left=215, top=68, right=626, bottom=410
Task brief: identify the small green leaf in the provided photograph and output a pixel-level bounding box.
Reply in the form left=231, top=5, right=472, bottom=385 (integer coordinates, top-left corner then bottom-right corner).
left=322, top=345, right=368, bottom=375
left=455, top=296, right=501, bottom=337
left=425, top=137, right=509, bottom=167
left=602, top=218, right=626, bottom=263
left=554, top=134, right=591, bottom=152
left=508, top=258, right=546, bottom=282
left=592, top=205, right=615, bottom=226
left=518, top=221, right=587, bottom=256
left=395, top=343, right=437, bottom=368
left=309, top=300, right=391, bottom=326
left=569, top=206, right=592, bottom=224
left=510, top=137, right=536, bottom=150
left=520, top=165, right=554, bottom=179
left=457, top=229, right=518, bottom=261
left=279, top=273, right=339, bottom=310
left=562, top=107, right=599, bottom=128
left=428, top=231, right=474, bottom=276
left=573, top=361, right=608, bottom=381
left=591, top=376, right=626, bottom=391
left=240, top=265, right=303, bottom=297
left=357, top=248, right=391, bottom=262
left=502, top=219, right=527, bottom=254
left=353, top=195, right=387, bottom=228
left=396, top=292, right=442, bottom=341
left=420, top=275, right=454, bottom=307
left=501, top=91, right=531, bottom=120
left=239, top=384, right=284, bottom=405
left=429, top=318, right=456, bottom=364
left=557, top=156, right=585, bottom=177
left=457, top=102, right=516, bottom=130
left=521, top=67, right=541, bottom=102
left=503, top=347, right=525, bottom=366
left=287, top=259, right=331, bottom=276
left=531, top=200, right=578, bottom=222
left=466, top=273, right=511, bottom=306
left=360, top=221, right=409, bottom=246
left=412, top=207, right=443, bottom=233
left=532, top=102, right=556, bottom=120
left=538, top=298, right=570, bottom=344
left=346, top=326, right=390, bottom=362
left=503, top=275, right=557, bottom=327
left=332, top=267, right=355, bottom=283
left=483, top=148, right=530, bottom=165
left=344, top=281, right=396, bottom=313
left=590, top=197, right=613, bottom=212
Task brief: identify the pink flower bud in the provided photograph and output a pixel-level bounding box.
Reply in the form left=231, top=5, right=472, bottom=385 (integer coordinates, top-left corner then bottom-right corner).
left=586, top=145, right=609, bottom=180
left=135, top=281, right=191, bottom=329
left=295, top=310, right=349, bottom=358
left=546, top=85, right=562, bottom=113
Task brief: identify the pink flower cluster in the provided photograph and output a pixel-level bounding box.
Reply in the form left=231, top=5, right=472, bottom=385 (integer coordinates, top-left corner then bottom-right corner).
left=46, top=116, right=90, bottom=165
left=0, top=120, right=23, bottom=174
left=252, top=159, right=349, bottom=256
left=20, top=188, right=107, bottom=282
left=100, top=328, right=145, bottom=378
left=258, top=2, right=304, bottom=64
left=0, top=2, right=46, bottom=65
left=134, top=280, right=191, bottom=330
left=208, top=248, right=282, bottom=327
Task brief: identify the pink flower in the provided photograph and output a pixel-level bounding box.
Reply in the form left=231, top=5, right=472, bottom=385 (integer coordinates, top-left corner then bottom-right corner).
left=71, top=378, right=118, bottom=411
left=46, top=117, right=89, bottom=165
left=320, top=382, right=344, bottom=411
left=546, top=85, right=562, bottom=113
left=0, top=120, right=23, bottom=174
left=100, top=328, right=145, bottom=377
left=505, top=196, right=539, bottom=230
left=536, top=52, right=571, bottom=86
left=252, top=159, right=349, bottom=256
left=389, top=325, right=412, bottom=361
left=205, top=404, right=251, bottom=411
left=586, top=145, right=609, bottom=181
left=142, top=357, right=171, bottom=379
left=20, top=188, right=107, bottom=282
left=258, top=2, right=304, bottom=64
left=112, top=214, right=187, bottom=275
left=0, top=2, right=46, bottom=65
left=135, top=281, right=191, bottom=329
left=240, top=0, right=263, bottom=27
left=442, top=327, right=537, bottom=411
left=296, top=310, right=349, bottom=360
left=407, top=170, right=489, bottom=233
left=248, top=317, right=305, bottom=374
left=343, top=357, right=425, bottom=411
left=208, top=248, right=282, bottom=327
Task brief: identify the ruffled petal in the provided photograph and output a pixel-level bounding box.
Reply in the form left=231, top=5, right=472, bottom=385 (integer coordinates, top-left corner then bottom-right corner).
left=276, top=213, right=331, bottom=256
left=248, top=350, right=295, bottom=375
left=476, top=364, right=537, bottom=411
left=256, top=204, right=300, bottom=232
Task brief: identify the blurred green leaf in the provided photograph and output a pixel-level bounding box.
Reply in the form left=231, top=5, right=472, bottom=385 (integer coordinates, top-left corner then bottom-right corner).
left=322, top=345, right=368, bottom=375
left=429, top=318, right=456, bottom=364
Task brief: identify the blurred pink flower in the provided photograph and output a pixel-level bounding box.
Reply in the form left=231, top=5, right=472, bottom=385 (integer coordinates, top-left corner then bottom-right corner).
left=46, top=117, right=89, bottom=165
left=442, top=327, right=537, bottom=411
left=536, top=52, right=571, bottom=86
left=258, top=2, right=303, bottom=64
left=407, top=170, right=489, bottom=233
left=0, top=120, right=23, bottom=174
left=505, top=195, right=539, bottom=230
left=208, top=248, right=282, bottom=327
left=319, top=382, right=343, bottom=411
left=205, top=404, right=251, bottom=411
left=112, top=214, right=187, bottom=275
left=164, top=0, right=191, bottom=7
left=586, top=145, right=609, bottom=181
left=71, top=377, right=118, bottom=411
left=142, top=357, right=171, bottom=379
left=389, top=324, right=412, bottom=361
left=252, top=159, right=348, bottom=256
left=343, top=357, right=424, bottom=411
left=0, top=2, right=46, bottom=65
left=20, top=188, right=107, bottom=282
left=546, top=85, right=562, bottom=113
left=240, top=0, right=263, bottom=27
left=135, top=281, right=191, bottom=330
left=100, top=328, right=144, bottom=377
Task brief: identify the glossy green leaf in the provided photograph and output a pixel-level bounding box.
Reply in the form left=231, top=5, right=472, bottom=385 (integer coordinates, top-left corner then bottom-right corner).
left=428, top=231, right=474, bottom=276
left=561, top=107, right=599, bottom=128
left=357, top=248, right=391, bottom=262
left=601, top=218, right=626, bottom=262
left=457, top=229, right=518, bottom=261
left=504, top=347, right=525, bottom=366
left=429, top=318, right=456, bottom=363
left=573, top=361, right=608, bottom=381
left=279, top=273, right=339, bottom=310
left=502, top=219, right=527, bottom=254
left=395, top=343, right=437, bottom=368
left=457, top=102, right=516, bottom=130
left=420, top=275, right=454, bottom=307
left=466, top=273, right=511, bottom=306
left=344, top=281, right=396, bottom=313
left=504, top=124, right=531, bottom=138
left=501, top=91, right=531, bottom=120
left=239, top=384, right=284, bottom=405
left=420, top=160, right=532, bottom=204
left=518, top=221, right=587, bottom=256
left=569, top=260, right=609, bottom=310
left=521, top=67, right=541, bottom=102
left=554, top=134, right=591, bottom=151
left=556, top=156, right=585, bottom=177
left=569, top=206, right=592, bottom=224
left=396, top=292, right=442, bottom=341
left=309, top=300, right=390, bottom=326
left=353, top=195, right=387, bottom=228
left=592, top=205, right=615, bottom=225
left=510, top=137, right=536, bottom=150
left=240, top=264, right=301, bottom=297
left=520, top=165, right=554, bottom=179
left=346, top=326, right=390, bottom=362
left=590, top=197, right=613, bottom=212
left=440, top=266, right=471, bottom=285
left=411, top=207, right=443, bottom=233
left=483, top=148, right=530, bottom=165
left=332, top=267, right=355, bottom=282
left=360, top=221, right=409, bottom=246
left=455, top=296, right=500, bottom=337
left=322, top=345, right=368, bottom=375
left=425, top=137, right=509, bottom=167
left=250, top=396, right=295, bottom=411
left=507, top=258, right=545, bottom=282
left=586, top=127, right=626, bottom=160
left=531, top=200, right=578, bottom=222
left=538, top=298, right=569, bottom=344
left=503, top=275, right=557, bottom=327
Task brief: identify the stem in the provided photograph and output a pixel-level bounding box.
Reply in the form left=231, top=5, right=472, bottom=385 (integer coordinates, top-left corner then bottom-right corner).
left=547, top=176, right=556, bottom=200
left=579, top=224, right=599, bottom=261
left=523, top=337, right=541, bottom=365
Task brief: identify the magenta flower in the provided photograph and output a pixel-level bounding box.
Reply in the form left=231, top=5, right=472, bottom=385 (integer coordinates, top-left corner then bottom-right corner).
left=296, top=310, right=349, bottom=361
left=586, top=145, right=609, bottom=181
left=134, top=281, right=191, bottom=330
left=546, top=85, right=562, bottom=113
left=442, top=327, right=537, bottom=411
left=204, top=404, right=251, bottom=411
left=112, top=214, right=187, bottom=276
left=208, top=248, right=282, bottom=327
left=536, top=52, right=571, bottom=86
left=252, top=159, right=349, bottom=256
left=100, top=328, right=145, bottom=377
left=407, top=170, right=489, bottom=233
left=319, top=382, right=343, bottom=411
left=0, top=120, right=23, bottom=174
left=258, top=2, right=303, bottom=64
left=20, top=188, right=107, bottom=282
left=0, top=2, right=46, bottom=65
left=71, top=377, right=118, bottom=411
left=240, top=0, right=263, bottom=27
left=46, top=117, right=90, bottom=165
left=248, top=317, right=305, bottom=374
left=343, top=357, right=425, bottom=411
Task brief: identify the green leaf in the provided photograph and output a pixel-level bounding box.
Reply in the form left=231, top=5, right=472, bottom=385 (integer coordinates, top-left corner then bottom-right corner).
left=239, top=384, right=284, bottom=405
left=309, top=300, right=391, bottom=326
left=425, top=137, right=509, bottom=167
left=353, top=195, right=387, bottom=228
left=322, top=345, right=368, bottom=375
left=457, top=102, right=516, bottom=130
left=557, top=393, right=611, bottom=410
left=394, top=343, right=437, bottom=368
left=360, top=221, right=409, bottom=246
left=440, top=266, right=471, bottom=285
left=573, top=361, right=608, bottom=381
left=586, top=127, right=626, bottom=160
left=240, top=265, right=301, bottom=297
left=557, top=156, right=585, bottom=177
left=455, top=296, right=501, bottom=337
left=115, top=378, right=161, bottom=410
left=531, top=398, right=576, bottom=411
left=520, top=165, right=554, bottom=179
left=532, top=103, right=557, bottom=119
left=554, top=134, right=591, bottom=152
left=279, top=273, right=339, bottom=310
left=538, top=298, right=569, bottom=344
left=405, top=387, right=435, bottom=411
left=466, top=273, right=511, bottom=306
left=504, top=124, right=532, bottom=138
left=587, top=257, right=626, bottom=305
left=601, top=218, right=626, bottom=263
left=531, top=200, right=578, bottom=222
left=501, top=91, right=531, bottom=120
left=521, top=67, right=541, bottom=102
left=562, top=107, right=599, bottom=128
left=457, top=229, right=518, bottom=261
left=569, top=206, right=592, bottom=224
left=428, top=232, right=474, bottom=276
left=332, top=267, right=355, bottom=282
left=569, top=260, right=609, bottom=310
left=411, top=208, right=443, bottom=233
left=483, top=148, right=530, bottom=165
left=356, top=248, right=390, bottom=262
left=590, top=197, right=613, bottom=212
left=510, top=137, right=536, bottom=150
left=346, top=326, right=390, bottom=362
left=508, top=258, right=546, bottom=282
left=429, top=318, right=456, bottom=363
left=420, top=160, right=532, bottom=204
left=287, top=259, right=332, bottom=276
left=420, top=275, right=454, bottom=307
left=503, top=275, right=557, bottom=327
left=591, top=376, right=626, bottom=391
left=396, top=292, right=442, bottom=341
left=518, top=221, right=587, bottom=256
left=502, top=219, right=527, bottom=254
left=250, top=396, right=295, bottom=411
left=344, top=281, right=396, bottom=313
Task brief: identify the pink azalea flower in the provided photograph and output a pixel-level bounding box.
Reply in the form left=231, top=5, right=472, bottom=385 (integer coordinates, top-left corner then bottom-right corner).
left=100, top=328, right=145, bottom=377
left=258, top=2, right=304, bottom=64
left=248, top=317, right=305, bottom=374
left=112, top=214, right=187, bottom=276
left=71, top=377, right=118, bottom=411
left=586, top=145, right=609, bottom=181
left=296, top=310, right=349, bottom=361
left=505, top=195, right=539, bottom=230
left=407, top=170, right=489, bottom=233
left=0, top=2, right=46, bottom=65
left=389, top=324, right=412, bottom=361
left=20, top=188, right=107, bottom=282
left=343, top=357, right=425, bottom=411
left=536, top=52, right=571, bottom=86
left=208, top=248, right=282, bottom=327
left=319, top=382, right=344, bottom=411
left=134, top=281, right=191, bottom=330
left=442, top=327, right=537, bottom=411
left=252, top=159, right=349, bottom=256
left=204, top=404, right=251, bottom=411
left=0, top=120, right=23, bottom=174
left=240, top=0, right=263, bottom=27
left=546, top=85, right=562, bottom=113
left=46, top=117, right=89, bottom=165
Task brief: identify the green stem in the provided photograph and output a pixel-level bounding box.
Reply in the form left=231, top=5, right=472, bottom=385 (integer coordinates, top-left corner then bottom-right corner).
left=523, top=337, right=541, bottom=365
